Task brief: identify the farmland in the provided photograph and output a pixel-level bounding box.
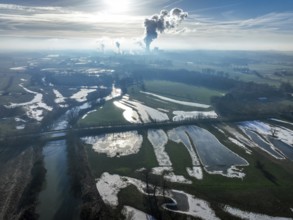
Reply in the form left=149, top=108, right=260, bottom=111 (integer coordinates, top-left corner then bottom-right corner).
left=0, top=51, right=293, bottom=220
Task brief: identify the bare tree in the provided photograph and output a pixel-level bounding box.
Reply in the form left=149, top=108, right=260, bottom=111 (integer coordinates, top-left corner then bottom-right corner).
left=271, top=128, right=278, bottom=137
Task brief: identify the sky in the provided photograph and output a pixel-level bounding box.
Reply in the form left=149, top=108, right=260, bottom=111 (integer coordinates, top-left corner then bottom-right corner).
left=0, top=0, right=292, bottom=51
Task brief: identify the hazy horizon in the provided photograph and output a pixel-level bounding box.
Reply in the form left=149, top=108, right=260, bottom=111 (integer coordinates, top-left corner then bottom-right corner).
left=0, top=0, right=293, bottom=51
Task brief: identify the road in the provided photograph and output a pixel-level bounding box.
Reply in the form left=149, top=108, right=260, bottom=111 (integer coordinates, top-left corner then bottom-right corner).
left=10, top=118, right=222, bottom=141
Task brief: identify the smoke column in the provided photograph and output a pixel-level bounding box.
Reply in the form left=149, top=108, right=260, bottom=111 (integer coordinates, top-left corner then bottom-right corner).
left=96, top=40, right=105, bottom=53
left=100, top=43, right=105, bottom=53
left=144, top=8, right=188, bottom=52
left=115, top=41, right=120, bottom=53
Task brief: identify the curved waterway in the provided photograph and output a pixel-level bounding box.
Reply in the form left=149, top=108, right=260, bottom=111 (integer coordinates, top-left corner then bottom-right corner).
left=36, top=103, right=93, bottom=219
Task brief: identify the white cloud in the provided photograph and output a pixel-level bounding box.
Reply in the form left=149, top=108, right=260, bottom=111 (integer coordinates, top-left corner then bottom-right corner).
left=0, top=3, right=292, bottom=51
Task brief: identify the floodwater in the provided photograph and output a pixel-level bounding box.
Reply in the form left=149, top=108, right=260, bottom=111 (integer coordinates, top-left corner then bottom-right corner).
left=36, top=140, right=80, bottom=220
left=186, top=126, right=248, bottom=173
left=245, top=130, right=284, bottom=159
left=269, top=137, right=293, bottom=161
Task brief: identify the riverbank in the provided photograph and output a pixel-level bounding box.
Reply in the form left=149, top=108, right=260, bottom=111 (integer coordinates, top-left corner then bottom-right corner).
left=0, top=143, right=44, bottom=220
left=66, top=134, right=122, bottom=220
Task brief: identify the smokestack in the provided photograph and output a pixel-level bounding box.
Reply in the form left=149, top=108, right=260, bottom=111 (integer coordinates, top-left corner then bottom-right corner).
left=143, top=8, right=188, bottom=52
left=100, top=43, right=105, bottom=53
left=115, top=41, right=121, bottom=53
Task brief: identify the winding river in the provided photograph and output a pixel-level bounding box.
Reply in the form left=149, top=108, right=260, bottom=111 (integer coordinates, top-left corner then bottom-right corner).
left=36, top=102, right=94, bottom=219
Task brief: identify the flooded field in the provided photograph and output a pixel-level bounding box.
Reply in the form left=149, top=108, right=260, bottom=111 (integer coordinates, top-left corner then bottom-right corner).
left=244, top=129, right=284, bottom=159
left=269, top=138, right=293, bottom=161
left=82, top=131, right=143, bottom=157
left=185, top=126, right=248, bottom=177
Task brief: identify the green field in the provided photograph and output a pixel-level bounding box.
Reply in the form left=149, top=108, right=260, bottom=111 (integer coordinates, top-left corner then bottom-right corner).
left=142, top=80, right=224, bottom=104
left=127, top=80, right=223, bottom=114
left=78, top=100, right=127, bottom=126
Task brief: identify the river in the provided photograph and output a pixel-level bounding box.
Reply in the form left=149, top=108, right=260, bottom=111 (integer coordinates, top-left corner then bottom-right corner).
left=36, top=140, right=80, bottom=220
left=36, top=102, right=94, bottom=219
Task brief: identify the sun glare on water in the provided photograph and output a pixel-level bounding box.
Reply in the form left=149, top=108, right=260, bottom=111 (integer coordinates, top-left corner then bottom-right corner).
left=103, top=0, right=131, bottom=13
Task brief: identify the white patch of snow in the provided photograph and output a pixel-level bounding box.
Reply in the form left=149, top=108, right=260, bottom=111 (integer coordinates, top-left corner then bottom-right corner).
left=228, top=137, right=252, bottom=154
left=148, top=129, right=172, bottom=166
left=213, top=125, right=226, bottom=134
left=16, top=124, right=25, bottom=130
left=97, top=173, right=218, bottom=220
left=96, top=172, right=152, bottom=207
left=78, top=102, right=92, bottom=110
left=240, top=121, right=271, bottom=135
left=166, top=190, right=220, bottom=220
left=10, top=66, right=26, bottom=71
left=157, top=108, right=169, bottom=113
left=15, top=117, right=26, bottom=123
left=272, top=126, right=293, bottom=146
left=85, top=68, right=113, bottom=74
left=208, top=166, right=246, bottom=179
left=164, top=174, right=192, bottom=184
left=53, top=89, right=67, bottom=107
left=70, top=88, right=96, bottom=102
left=141, top=91, right=210, bottom=108
left=151, top=167, right=173, bottom=175
left=5, top=84, right=52, bottom=121
left=82, top=131, right=143, bottom=157
left=113, top=101, right=141, bottom=123
left=214, top=125, right=252, bottom=154
left=104, top=84, right=122, bottom=101
left=122, top=206, right=154, bottom=220
left=122, top=94, right=129, bottom=101
left=135, top=167, right=146, bottom=173
left=168, top=127, right=203, bottom=180
left=125, top=100, right=169, bottom=123
left=47, top=54, right=59, bottom=58
left=38, top=102, right=53, bottom=111
left=173, top=110, right=218, bottom=121
left=6, top=85, right=42, bottom=108
left=223, top=125, right=257, bottom=149
left=240, top=121, right=293, bottom=153
left=240, top=128, right=285, bottom=159
left=81, top=109, right=97, bottom=119
left=223, top=205, right=292, bottom=220
left=96, top=172, right=129, bottom=207
left=152, top=167, right=192, bottom=184
left=187, top=167, right=203, bottom=180
left=270, top=118, right=293, bottom=127
left=148, top=129, right=193, bottom=184
left=26, top=108, right=44, bottom=121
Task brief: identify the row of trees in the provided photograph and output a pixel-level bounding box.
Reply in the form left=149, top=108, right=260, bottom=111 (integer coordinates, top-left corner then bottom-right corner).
left=212, top=82, right=293, bottom=119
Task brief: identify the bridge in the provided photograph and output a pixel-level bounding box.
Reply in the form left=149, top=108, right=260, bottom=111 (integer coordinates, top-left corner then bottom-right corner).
left=9, top=118, right=224, bottom=142
left=4, top=113, right=274, bottom=142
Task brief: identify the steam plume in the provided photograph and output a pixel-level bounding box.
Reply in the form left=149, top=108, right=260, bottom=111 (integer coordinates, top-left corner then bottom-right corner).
left=144, top=8, right=188, bottom=52
left=115, top=41, right=120, bottom=53
left=100, top=43, right=105, bottom=53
